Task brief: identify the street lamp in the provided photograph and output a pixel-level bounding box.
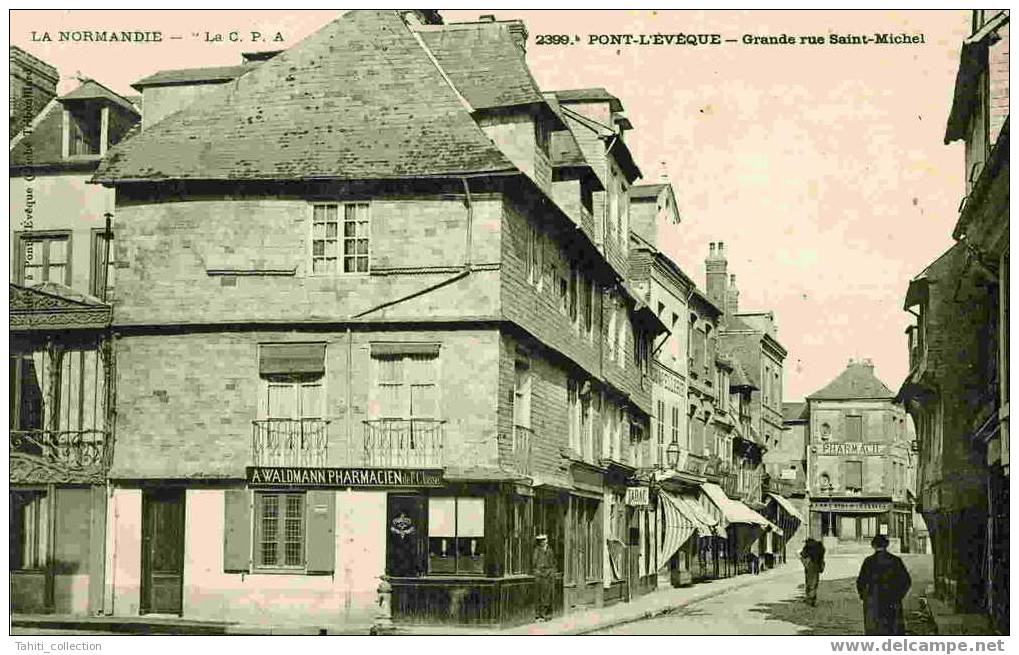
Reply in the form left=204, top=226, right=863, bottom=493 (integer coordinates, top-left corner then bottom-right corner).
left=666, top=441, right=681, bottom=470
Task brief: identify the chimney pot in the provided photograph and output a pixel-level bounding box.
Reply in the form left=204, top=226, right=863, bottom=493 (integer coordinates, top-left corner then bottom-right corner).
left=479, top=14, right=496, bottom=22
left=709, top=242, right=716, bottom=254
left=718, top=242, right=725, bottom=253
left=730, top=274, right=735, bottom=283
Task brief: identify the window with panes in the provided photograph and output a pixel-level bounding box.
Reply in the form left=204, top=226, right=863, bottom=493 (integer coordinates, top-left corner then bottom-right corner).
left=311, top=202, right=369, bottom=275
left=255, top=492, right=305, bottom=569
left=372, top=352, right=439, bottom=423
left=506, top=495, right=532, bottom=574
left=10, top=490, right=48, bottom=570
left=16, top=232, right=71, bottom=286
left=568, top=379, right=581, bottom=452
left=670, top=405, right=680, bottom=445
left=428, top=496, right=485, bottom=575
left=90, top=229, right=115, bottom=300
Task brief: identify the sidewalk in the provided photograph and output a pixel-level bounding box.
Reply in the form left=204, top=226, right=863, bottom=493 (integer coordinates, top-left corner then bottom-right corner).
left=11, top=613, right=372, bottom=636
left=923, top=594, right=995, bottom=636
left=12, top=564, right=799, bottom=637
left=396, top=561, right=803, bottom=636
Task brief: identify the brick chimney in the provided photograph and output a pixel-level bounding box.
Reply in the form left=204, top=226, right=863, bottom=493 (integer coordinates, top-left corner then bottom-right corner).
left=705, top=241, right=728, bottom=310
left=726, top=274, right=739, bottom=315
left=504, top=19, right=528, bottom=52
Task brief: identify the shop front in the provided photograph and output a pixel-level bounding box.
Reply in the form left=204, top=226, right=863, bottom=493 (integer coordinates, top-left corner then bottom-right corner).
left=563, top=461, right=605, bottom=613
left=809, top=497, right=893, bottom=544
left=701, top=482, right=776, bottom=577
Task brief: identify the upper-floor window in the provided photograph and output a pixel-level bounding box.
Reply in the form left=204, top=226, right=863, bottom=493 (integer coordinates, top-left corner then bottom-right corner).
left=67, top=105, right=102, bottom=156
left=372, top=348, right=439, bottom=421
left=703, top=325, right=713, bottom=372
left=606, top=298, right=618, bottom=361
left=258, top=343, right=326, bottom=420
left=568, top=379, right=581, bottom=452
left=311, top=202, right=369, bottom=275
left=670, top=405, right=680, bottom=445
left=513, top=359, right=532, bottom=430
left=15, top=232, right=71, bottom=287
left=617, top=307, right=628, bottom=367
left=843, top=460, right=863, bottom=492
left=580, top=275, right=593, bottom=337
left=568, top=265, right=578, bottom=323
left=846, top=415, right=864, bottom=441
left=90, top=228, right=114, bottom=300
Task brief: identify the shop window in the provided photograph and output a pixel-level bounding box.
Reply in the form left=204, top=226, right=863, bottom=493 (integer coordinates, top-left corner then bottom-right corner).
left=428, top=496, right=485, bottom=575
left=10, top=490, right=48, bottom=571
left=15, top=232, right=71, bottom=287
left=254, top=492, right=305, bottom=569
left=569, top=496, right=601, bottom=583
left=311, top=202, right=369, bottom=275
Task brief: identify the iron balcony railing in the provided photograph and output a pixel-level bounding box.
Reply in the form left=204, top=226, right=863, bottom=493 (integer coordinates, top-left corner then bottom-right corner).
left=361, top=418, right=445, bottom=468
left=252, top=418, right=330, bottom=467
left=501, top=425, right=534, bottom=476
left=10, top=429, right=112, bottom=474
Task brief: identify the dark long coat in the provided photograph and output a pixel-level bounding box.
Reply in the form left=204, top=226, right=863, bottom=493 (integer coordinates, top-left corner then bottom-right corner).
left=533, top=544, right=557, bottom=614
left=856, top=550, right=912, bottom=635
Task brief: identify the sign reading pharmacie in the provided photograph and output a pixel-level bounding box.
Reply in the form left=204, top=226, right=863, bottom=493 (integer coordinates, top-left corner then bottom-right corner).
left=818, top=442, right=883, bottom=456
left=247, top=466, right=444, bottom=488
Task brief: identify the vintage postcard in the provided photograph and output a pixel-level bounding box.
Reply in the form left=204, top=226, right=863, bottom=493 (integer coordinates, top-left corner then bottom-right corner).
left=7, top=7, right=1008, bottom=645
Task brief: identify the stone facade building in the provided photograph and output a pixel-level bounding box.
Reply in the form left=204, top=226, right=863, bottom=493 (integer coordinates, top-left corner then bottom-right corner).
left=807, top=360, right=914, bottom=549
left=89, top=10, right=667, bottom=628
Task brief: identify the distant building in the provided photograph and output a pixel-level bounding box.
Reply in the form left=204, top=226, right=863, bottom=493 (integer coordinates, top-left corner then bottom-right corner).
left=806, top=359, right=914, bottom=549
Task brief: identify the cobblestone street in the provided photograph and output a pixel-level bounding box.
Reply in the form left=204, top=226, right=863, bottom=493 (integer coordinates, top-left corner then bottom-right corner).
left=597, top=553, right=935, bottom=635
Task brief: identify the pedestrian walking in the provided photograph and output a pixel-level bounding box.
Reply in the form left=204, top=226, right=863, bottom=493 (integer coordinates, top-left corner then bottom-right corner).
left=799, top=537, right=825, bottom=606
left=533, top=534, right=556, bottom=621
left=856, top=534, right=912, bottom=635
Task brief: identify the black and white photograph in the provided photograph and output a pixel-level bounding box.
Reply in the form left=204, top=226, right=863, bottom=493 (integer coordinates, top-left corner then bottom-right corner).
left=7, top=7, right=1009, bottom=644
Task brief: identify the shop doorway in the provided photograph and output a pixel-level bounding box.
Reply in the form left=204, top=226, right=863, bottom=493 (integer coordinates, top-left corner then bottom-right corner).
left=386, top=494, right=426, bottom=577
left=140, top=489, right=185, bottom=615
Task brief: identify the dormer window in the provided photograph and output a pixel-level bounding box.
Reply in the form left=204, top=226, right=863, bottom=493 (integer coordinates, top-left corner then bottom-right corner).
left=67, top=105, right=102, bottom=156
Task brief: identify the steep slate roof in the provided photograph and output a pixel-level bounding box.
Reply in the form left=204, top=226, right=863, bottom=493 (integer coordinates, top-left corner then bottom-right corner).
left=807, top=361, right=895, bottom=400
left=60, top=79, right=140, bottom=116
left=417, top=23, right=544, bottom=110
left=782, top=401, right=808, bottom=422
left=630, top=183, right=666, bottom=200
left=94, top=10, right=516, bottom=183
left=131, top=64, right=254, bottom=89
left=730, top=359, right=758, bottom=390
left=554, top=87, right=624, bottom=112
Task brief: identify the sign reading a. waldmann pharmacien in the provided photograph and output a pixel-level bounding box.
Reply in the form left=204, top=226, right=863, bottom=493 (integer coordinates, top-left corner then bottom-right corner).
left=246, top=467, right=444, bottom=488
left=818, top=442, right=883, bottom=456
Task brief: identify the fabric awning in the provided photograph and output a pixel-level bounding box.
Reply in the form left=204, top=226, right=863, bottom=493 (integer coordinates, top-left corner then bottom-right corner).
left=656, top=492, right=696, bottom=570
left=672, top=493, right=719, bottom=532
left=767, top=492, right=805, bottom=523
left=701, top=482, right=772, bottom=529
left=370, top=342, right=440, bottom=357
left=259, top=342, right=326, bottom=376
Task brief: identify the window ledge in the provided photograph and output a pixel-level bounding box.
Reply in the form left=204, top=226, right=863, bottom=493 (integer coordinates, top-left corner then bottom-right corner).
left=249, top=567, right=309, bottom=575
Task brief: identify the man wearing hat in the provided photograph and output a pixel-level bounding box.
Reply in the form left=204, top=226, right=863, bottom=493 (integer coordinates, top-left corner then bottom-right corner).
left=533, top=534, right=556, bottom=621
left=856, top=534, right=912, bottom=635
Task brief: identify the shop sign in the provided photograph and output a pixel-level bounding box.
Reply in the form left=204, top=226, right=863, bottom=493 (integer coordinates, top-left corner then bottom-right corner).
left=247, top=466, right=444, bottom=488
left=625, top=486, right=650, bottom=506
left=818, top=442, right=882, bottom=456
left=812, top=500, right=890, bottom=513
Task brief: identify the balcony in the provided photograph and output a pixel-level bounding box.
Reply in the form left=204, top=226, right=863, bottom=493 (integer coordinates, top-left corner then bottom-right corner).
left=671, top=446, right=709, bottom=476
left=361, top=418, right=445, bottom=468
left=501, top=425, right=534, bottom=476
left=252, top=419, right=330, bottom=467
left=10, top=429, right=111, bottom=482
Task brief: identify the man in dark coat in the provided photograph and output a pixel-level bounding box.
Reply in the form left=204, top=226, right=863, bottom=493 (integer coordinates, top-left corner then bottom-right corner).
left=800, top=537, right=825, bottom=606
left=533, top=534, right=557, bottom=621
left=856, top=534, right=912, bottom=635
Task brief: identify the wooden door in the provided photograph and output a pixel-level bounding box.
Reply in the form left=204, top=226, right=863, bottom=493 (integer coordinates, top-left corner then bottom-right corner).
left=141, top=489, right=185, bottom=615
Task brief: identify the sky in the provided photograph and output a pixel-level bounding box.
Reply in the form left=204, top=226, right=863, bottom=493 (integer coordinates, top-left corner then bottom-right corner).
left=10, top=9, right=972, bottom=400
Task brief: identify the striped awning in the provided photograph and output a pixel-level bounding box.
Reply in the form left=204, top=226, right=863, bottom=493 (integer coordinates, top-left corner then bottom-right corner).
left=701, top=482, right=772, bottom=530
left=767, top=492, right=805, bottom=523
left=656, top=492, right=697, bottom=570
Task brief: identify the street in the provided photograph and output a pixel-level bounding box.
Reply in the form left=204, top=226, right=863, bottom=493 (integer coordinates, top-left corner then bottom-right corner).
left=596, top=553, right=935, bottom=635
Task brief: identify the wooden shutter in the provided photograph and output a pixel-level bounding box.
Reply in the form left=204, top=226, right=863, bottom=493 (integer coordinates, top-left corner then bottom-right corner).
left=223, top=488, right=251, bottom=573
left=305, top=490, right=336, bottom=575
